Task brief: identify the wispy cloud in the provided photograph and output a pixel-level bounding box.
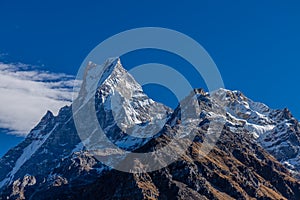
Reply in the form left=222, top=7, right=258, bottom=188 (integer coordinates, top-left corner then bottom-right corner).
left=0, top=62, right=78, bottom=136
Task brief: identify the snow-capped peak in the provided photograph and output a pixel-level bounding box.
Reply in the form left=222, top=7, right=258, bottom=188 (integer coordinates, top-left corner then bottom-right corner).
left=211, top=88, right=300, bottom=172
left=74, top=58, right=172, bottom=150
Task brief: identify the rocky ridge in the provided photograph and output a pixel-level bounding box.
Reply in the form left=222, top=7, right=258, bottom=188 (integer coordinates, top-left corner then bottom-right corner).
left=0, top=58, right=299, bottom=199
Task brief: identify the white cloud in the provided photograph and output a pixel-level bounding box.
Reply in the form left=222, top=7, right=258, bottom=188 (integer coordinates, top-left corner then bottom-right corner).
left=0, top=62, right=79, bottom=136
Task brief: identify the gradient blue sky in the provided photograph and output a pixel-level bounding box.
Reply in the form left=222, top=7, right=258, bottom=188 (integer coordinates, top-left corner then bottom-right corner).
left=0, top=1, right=300, bottom=156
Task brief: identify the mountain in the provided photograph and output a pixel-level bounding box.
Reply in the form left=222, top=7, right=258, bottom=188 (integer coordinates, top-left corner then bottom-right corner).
left=0, top=58, right=299, bottom=200
left=211, top=89, right=300, bottom=175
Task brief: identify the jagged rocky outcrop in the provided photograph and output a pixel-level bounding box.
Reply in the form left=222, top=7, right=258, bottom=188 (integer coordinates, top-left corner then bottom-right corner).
left=211, top=89, right=300, bottom=174
left=0, top=58, right=299, bottom=199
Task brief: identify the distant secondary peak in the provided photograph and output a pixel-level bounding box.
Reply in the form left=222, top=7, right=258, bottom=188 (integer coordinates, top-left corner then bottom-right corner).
left=193, top=88, right=207, bottom=96
left=282, top=108, right=293, bottom=119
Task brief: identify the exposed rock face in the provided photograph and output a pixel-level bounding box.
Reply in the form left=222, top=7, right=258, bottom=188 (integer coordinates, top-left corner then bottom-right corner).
left=211, top=89, right=300, bottom=174
left=0, top=58, right=299, bottom=199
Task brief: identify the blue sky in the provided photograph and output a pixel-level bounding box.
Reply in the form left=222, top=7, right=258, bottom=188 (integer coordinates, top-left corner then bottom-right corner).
left=0, top=1, right=300, bottom=156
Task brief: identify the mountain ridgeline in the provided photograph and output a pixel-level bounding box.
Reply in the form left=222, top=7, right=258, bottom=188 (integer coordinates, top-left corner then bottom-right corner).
left=0, top=58, right=300, bottom=200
